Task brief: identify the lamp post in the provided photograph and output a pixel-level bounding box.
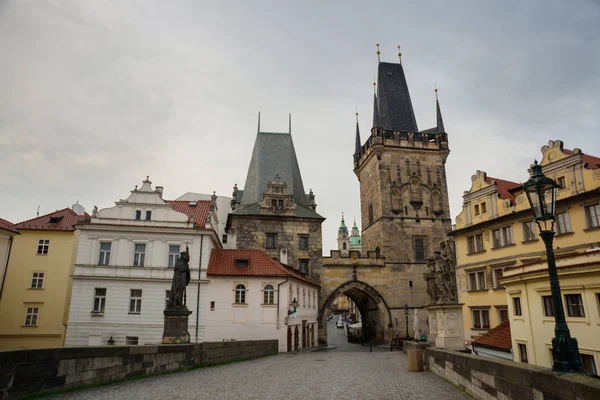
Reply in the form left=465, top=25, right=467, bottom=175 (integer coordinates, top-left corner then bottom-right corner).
left=404, top=304, right=409, bottom=339
left=289, top=297, right=298, bottom=316
left=523, top=161, right=583, bottom=373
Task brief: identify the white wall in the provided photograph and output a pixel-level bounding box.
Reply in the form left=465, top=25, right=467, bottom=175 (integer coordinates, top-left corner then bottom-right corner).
left=204, top=276, right=319, bottom=352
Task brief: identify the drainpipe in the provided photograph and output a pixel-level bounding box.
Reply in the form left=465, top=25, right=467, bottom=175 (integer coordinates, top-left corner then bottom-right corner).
left=277, top=276, right=289, bottom=330
left=195, top=235, right=204, bottom=342
left=0, top=236, right=14, bottom=299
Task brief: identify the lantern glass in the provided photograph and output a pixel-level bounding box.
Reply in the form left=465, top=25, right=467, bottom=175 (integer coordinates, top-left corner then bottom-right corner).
left=523, top=161, right=558, bottom=223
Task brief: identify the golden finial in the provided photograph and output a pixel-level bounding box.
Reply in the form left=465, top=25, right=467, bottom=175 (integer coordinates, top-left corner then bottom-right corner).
left=397, top=45, right=402, bottom=63
left=376, top=43, right=380, bottom=62
left=355, top=107, right=359, bottom=123
left=372, top=80, right=376, bottom=93
left=435, top=83, right=438, bottom=100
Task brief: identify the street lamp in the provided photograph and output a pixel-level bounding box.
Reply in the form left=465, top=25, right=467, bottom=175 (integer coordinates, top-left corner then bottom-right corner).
left=523, top=160, right=583, bottom=373
left=288, top=297, right=298, bottom=316
left=404, top=304, right=409, bottom=339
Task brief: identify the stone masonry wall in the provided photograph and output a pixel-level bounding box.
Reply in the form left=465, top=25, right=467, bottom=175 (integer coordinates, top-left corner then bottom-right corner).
left=0, top=340, right=278, bottom=399
left=230, top=216, right=323, bottom=282
left=426, top=347, right=600, bottom=400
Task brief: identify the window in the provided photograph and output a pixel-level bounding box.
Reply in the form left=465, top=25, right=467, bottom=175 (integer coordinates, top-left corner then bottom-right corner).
left=585, top=204, right=600, bottom=229
left=129, top=289, right=142, bottom=314
left=24, top=307, right=39, bottom=326
left=210, top=301, right=215, bottom=311
left=36, top=239, right=50, bottom=255
left=133, top=244, right=146, bottom=266
left=98, top=242, right=111, bottom=265
left=271, top=199, right=277, bottom=207
left=145, top=211, right=152, bottom=221
left=368, top=204, right=373, bottom=223
left=165, top=290, right=171, bottom=308
left=278, top=200, right=284, bottom=208
left=303, top=289, right=306, bottom=307
left=542, top=295, right=554, bottom=317
left=264, top=285, right=274, bottom=304
left=222, top=234, right=228, bottom=244
left=480, top=202, right=487, bottom=214
left=236, top=259, right=249, bottom=267
left=467, top=270, right=486, bottom=291
left=565, top=294, right=585, bottom=317
left=414, top=237, right=427, bottom=262
left=30, top=272, right=44, bottom=289
left=342, top=242, right=347, bottom=250
left=93, top=288, right=106, bottom=313
left=126, top=336, right=139, bottom=345
left=472, top=309, right=490, bottom=329
left=299, top=259, right=309, bottom=274
left=168, top=245, right=180, bottom=268
left=555, top=211, right=571, bottom=235
left=135, top=210, right=141, bottom=220
left=556, top=176, right=566, bottom=190
left=474, top=204, right=480, bottom=216
left=266, top=234, right=277, bottom=249
left=235, top=284, right=246, bottom=304
left=467, top=233, right=484, bottom=254
left=498, top=308, right=509, bottom=323
left=518, top=343, right=528, bottom=363
left=492, top=225, right=514, bottom=248
left=513, top=297, right=522, bottom=316
left=299, top=235, right=309, bottom=250
left=523, top=221, right=537, bottom=242
left=581, top=354, right=597, bottom=375
left=492, top=268, right=504, bottom=289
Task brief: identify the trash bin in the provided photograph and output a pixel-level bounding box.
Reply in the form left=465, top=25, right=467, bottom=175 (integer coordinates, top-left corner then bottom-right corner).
left=407, top=349, right=424, bottom=372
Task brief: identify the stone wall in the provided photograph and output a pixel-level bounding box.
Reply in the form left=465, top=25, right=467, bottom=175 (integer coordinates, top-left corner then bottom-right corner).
left=426, top=347, right=600, bottom=400
left=0, top=340, right=278, bottom=399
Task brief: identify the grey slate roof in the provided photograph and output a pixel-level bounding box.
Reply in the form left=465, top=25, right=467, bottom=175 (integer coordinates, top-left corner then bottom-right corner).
left=436, top=99, right=445, bottom=133
left=355, top=120, right=361, bottom=154
left=373, top=62, right=418, bottom=132
left=233, top=131, right=323, bottom=219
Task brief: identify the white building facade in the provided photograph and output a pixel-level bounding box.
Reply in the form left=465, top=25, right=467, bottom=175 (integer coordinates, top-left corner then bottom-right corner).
left=205, top=249, right=319, bottom=353
left=65, top=178, right=223, bottom=346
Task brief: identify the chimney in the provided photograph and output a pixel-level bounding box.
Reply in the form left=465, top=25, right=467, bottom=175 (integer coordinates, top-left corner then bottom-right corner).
left=155, top=186, right=164, bottom=198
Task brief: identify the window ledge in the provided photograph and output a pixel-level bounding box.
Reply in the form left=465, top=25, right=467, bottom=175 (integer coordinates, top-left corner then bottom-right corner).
left=35, top=254, right=48, bottom=256
left=467, top=250, right=486, bottom=256
left=232, top=303, right=248, bottom=307
left=90, top=312, right=104, bottom=316
left=128, top=312, right=141, bottom=315
left=471, top=328, right=490, bottom=331
left=492, top=287, right=505, bottom=291
left=513, top=316, right=524, bottom=320
left=27, top=288, right=44, bottom=291
left=467, top=289, right=489, bottom=293
left=22, top=325, right=38, bottom=328
left=583, top=227, right=600, bottom=232
left=555, top=232, right=574, bottom=238
left=261, top=304, right=277, bottom=307
left=521, top=239, right=539, bottom=244
left=491, top=243, right=516, bottom=251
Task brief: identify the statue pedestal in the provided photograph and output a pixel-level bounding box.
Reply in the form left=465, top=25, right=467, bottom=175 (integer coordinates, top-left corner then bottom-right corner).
left=162, top=308, right=193, bottom=344
left=426, top=303, right=464, bottom=351
left=427, top=311, right=438, bottom=344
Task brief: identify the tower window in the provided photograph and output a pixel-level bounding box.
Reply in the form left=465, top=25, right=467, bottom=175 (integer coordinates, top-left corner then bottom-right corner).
left=368, top=204, right=374, bottom=223
left=266, top=234, right=277, bottom=249
left=413, top=236, right=427, bottom=262
left=343, top=242, right=347, bottom=250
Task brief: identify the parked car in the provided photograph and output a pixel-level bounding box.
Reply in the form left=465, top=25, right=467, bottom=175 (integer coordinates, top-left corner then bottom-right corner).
left=336, top=320, right=344, bottom=329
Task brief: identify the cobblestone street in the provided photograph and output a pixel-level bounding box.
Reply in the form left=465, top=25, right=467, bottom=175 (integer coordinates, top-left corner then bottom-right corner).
left=42, top=321, right=470, bottom=400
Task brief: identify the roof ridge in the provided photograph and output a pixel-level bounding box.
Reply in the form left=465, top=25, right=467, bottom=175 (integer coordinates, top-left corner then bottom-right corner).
left=13, top=207, right=74, bottom=227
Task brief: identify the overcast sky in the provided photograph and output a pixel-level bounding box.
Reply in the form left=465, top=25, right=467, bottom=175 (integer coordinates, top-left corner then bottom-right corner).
left=1, top=0, right=599, bottom=254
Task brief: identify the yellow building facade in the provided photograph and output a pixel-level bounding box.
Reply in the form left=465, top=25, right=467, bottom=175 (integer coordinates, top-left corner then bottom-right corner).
left=0, top=207, right=87, bottom=349
left=450, top=140, right=600, bottom=347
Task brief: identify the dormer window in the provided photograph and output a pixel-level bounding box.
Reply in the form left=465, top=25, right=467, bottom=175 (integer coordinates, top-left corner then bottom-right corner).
left=145, top=211, right=152, bottom=221
left=135, top=210, right=141, bottom=220
left=236, top=259, right=249, bottom=267
left=49, top=216, right=63, bottom=224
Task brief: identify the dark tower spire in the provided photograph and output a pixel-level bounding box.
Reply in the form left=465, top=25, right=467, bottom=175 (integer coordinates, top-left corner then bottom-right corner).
left=435, top=87, right=445, bottom=133
left=372, top=81, right=380, bottom=129
left=355, top=110, right=361, bottom=154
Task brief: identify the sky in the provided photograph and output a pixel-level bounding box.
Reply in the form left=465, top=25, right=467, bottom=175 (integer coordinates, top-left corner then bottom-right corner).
left=1, top=0, right=599, bottom=254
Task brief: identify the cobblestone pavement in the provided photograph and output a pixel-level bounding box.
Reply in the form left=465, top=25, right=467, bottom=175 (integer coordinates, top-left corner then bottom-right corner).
left=42, top=321, right=469, bottom=400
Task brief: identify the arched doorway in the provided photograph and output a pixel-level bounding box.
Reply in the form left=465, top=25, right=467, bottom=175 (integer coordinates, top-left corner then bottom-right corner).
left=318, top=280, right=392, bottom=345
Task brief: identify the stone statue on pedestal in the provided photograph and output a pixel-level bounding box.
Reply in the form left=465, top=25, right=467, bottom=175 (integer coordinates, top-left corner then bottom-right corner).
left=162, top=245, right=193, bottom=344
left=424, top=240, right=458, bottom=304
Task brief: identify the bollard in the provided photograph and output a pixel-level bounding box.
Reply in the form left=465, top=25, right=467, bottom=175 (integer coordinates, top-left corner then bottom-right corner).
left=407, top=349, right=424, bottom=372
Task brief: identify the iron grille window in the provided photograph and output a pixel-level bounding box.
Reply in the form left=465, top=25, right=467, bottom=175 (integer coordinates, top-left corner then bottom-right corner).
left=30, top=272, right=44, bottom=289
left=565, top=294, right=585, bottom=317
left=98, top=242, right=111, bottom=265
left=266, top=234, right=277, bottom=249
left=37, top=239, right=50, bottom=255
left=542, top=296, right=554, bottom=317
left=93, top=288, right=106, bottom=313
left=126, top=336, right=139, bottom=345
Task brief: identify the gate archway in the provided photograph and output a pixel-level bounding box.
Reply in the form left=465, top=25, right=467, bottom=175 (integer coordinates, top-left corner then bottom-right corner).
left=318, top=280, right=392, bottom=345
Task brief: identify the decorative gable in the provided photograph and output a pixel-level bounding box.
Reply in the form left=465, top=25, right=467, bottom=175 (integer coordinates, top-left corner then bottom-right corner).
left=259, top=175, right=297, bottom=216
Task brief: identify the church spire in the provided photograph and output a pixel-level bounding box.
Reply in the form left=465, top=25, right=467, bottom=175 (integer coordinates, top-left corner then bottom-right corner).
left=355, top=110, right=361, bottom=154
left=372, top=81, right=380, bottom=129
left=435, top=87, right=445, bottom=133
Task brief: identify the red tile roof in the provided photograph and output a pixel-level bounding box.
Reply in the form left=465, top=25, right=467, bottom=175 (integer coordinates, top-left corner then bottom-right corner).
left=563, top=149, right=600, bottom=169
left=0, top=218, right=19, bottom=234
left=13, top=208, right=90, bottom=232
left=208, top=249, right=320, bottom=287
left=166, top=200, right=211, bottom=229
left=485, top=177, right=520, bottom=200
left=473, top=320, right=512, bottom=351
